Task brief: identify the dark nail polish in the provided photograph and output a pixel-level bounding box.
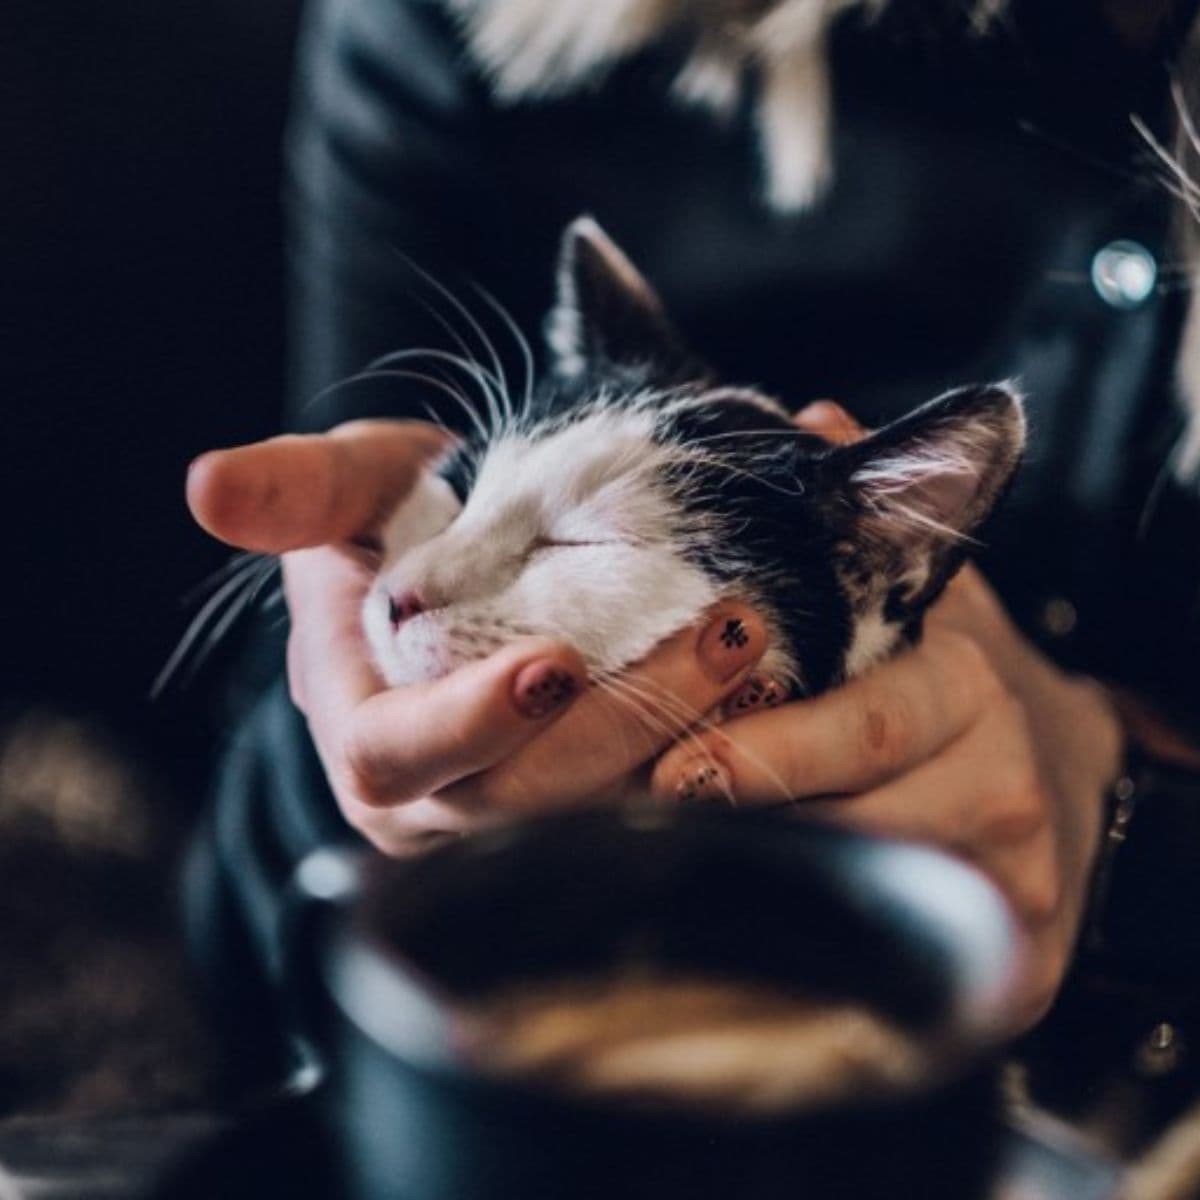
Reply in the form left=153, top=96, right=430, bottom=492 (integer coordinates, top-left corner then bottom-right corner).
left=674, top=760, right=732, bottom=806
left=698, top=609, right=764, bottom=683
left=514, top=661, right=577, bottom=719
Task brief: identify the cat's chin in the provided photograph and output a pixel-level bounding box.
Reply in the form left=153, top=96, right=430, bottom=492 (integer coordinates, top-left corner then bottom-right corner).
left=363, top=605, right=464, bottom=688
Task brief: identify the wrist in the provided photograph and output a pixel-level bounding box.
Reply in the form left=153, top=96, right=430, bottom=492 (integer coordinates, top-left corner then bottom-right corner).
left=1075, top=688, right=1200, bottom=987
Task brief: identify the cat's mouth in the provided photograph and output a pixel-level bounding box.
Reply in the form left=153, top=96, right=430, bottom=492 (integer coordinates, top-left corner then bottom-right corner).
left=385, top=610, right=460, bottom=686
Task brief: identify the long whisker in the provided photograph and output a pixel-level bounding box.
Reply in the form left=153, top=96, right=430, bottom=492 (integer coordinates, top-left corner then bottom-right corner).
left=472, top=283, right=536, bottom=423
left=588, top=678, right=677, bottom=766
left=369, top=343, right=506, bottom=439
left=1132, top=114, right=1200, bottom=221
left=179, top=550, right=264, bottom=607
left=593, top=673, right=725, bottom=772
left=396, top=254, right=515, bottom=430
left=312, top=366, right=492, bottom=444
left=411, top=298, right=507, bottom=436
left=1171, top=76, right=1200, bottom=164
left=605, top=671, right=797, bottom=805
left=590, top=673, right=730, bottom=791
left=151, top=555, right=278, bottom=699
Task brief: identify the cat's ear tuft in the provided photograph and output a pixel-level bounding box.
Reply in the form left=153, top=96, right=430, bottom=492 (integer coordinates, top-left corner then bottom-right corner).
left=547, top=216, right=698, bottom=382
left=828, top=384, right=1026, bottom=609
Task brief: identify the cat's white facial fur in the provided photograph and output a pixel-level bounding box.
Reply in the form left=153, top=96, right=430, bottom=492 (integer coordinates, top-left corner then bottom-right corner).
left=363, top=216, right=1024, bottom=699
left=364, top=407, right=723, bottom=687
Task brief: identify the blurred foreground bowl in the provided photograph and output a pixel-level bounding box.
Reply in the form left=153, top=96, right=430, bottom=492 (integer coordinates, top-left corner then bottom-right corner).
left=282, top=808, right=1022, bottom=1200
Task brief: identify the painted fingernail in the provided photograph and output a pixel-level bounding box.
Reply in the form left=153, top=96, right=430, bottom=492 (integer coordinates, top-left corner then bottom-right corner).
left=674, top=759, right=733, bottom=806
left=698, top=609, right=765, bottom=683
left=513, top=661, right=578, bottom=719
left=722, top=673, right=786, bottom=718
left=793, top=401, right=863, bottom=445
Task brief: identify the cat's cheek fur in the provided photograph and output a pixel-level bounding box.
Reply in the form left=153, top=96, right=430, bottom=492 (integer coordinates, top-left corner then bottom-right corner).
left=370, top=611, right=469, bottom=687
left=378, top=471, right=463, bottom=560
left=363, top=471, right=463, bottom=686
left=508, top=544, right=721, bottom=677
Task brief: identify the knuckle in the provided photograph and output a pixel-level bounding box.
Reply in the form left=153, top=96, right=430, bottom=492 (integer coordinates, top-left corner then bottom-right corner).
left=443, top=763, right=527, bottom=816
left=938, top=630, right=1002, bottom=700
left=988, top=764, right=1050, bottom=843
left=339, top=730, right=390, bottom=808
left=1019, top=870, right=1063, bottom=929
left=1013, top=838, right=1064, bottom=928
left=456, top=770, right=502, bottom=812
left=1014, top=949, right=1070, bottom=1029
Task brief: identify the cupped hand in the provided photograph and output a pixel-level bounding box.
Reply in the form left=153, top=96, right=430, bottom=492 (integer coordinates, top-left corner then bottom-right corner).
left=187, top=420, right=768, bottom=855
left=650, top=403, right=1125, bottom=1032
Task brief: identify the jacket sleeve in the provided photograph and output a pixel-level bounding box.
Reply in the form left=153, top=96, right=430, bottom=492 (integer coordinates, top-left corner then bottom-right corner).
left=283, top=0, right=504, bottom=430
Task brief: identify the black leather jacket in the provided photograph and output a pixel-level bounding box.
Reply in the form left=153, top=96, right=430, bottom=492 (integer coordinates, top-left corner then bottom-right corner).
left=193, top=0, right=1200, bottom=1107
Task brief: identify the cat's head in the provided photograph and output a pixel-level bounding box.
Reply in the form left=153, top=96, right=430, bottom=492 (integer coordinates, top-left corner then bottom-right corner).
left=364, top=217, right=1024, bottom=695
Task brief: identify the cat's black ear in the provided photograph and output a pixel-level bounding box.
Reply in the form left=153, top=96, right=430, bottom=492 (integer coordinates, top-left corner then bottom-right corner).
left=547, top=216, right=701, bottom=382
left=825, top=384, right=1025, bottom=616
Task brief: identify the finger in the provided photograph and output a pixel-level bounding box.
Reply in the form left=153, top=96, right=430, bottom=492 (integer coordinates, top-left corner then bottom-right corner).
left=340, top=638, right=588, bottom=806
left=187, top=419, right=451, bottom=552
left=793, top=400, right=866, bottom=446
left=445, top=604, right=768, bottom=814
left=794, top=719, right=1061, bottom=1035
left=343, top=794, right=487, bottom=858
left=651, top=630, right=995, bottom=806
left=800, top=714, right=1058, bottom=929
left=282, top=543, right=386, bottom=721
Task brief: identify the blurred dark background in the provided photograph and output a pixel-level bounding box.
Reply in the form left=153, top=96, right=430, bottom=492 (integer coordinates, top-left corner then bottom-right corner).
left=1, top=0, right=305, bottom=801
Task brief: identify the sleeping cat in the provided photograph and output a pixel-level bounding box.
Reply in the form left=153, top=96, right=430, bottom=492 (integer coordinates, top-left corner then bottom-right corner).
left=363, top=215, right=1025, bottom=709
left=354, top=217, right=1026, bottom=1114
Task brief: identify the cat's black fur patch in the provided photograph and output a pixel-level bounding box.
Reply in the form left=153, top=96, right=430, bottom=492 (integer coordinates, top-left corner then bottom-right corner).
left=656, top=395, right=855, bottom=694
left=429, top=217, right=1022, bottom=699
left=438, top=440, right=482, bottom=504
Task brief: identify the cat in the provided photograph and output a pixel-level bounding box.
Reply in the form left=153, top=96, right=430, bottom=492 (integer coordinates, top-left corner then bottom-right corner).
left=357, top=217, right=1024, bottom=1116
left=363, top=215, right=1025, bottom=714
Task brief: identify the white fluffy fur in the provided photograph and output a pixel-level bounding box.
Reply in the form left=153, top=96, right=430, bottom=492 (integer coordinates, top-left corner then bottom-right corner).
left=547, top=216, right=669, bottom=379
left=364, top=385, right=1020, bottom=696
left=446, top=0, right=1005, bottom=210
left=365, top=408, right=724, bottom=687
left=841, top=605, right=898, bottom=678
left=851, top=388, right=1025, bottom=544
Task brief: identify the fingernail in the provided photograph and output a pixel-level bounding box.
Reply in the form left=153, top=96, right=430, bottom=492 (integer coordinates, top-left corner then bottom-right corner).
left=722, top=673, right=787, bottom=719
left=794, top=401, right=862, bottom=445
left=698, top=609, right=765, bottom=683
left=674, top=758, right=733, bottom=806
left=513, top=661, right=578, bottom=719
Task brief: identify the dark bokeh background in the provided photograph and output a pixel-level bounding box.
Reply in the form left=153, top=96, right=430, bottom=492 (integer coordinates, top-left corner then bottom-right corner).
left=2, top=1, right=304, bottom=799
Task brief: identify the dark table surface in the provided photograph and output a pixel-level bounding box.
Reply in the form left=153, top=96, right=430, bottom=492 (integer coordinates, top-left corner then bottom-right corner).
left=0, top=1105, right=1122, bottom=1200
left=0, top=1115, right=221, bottom=1200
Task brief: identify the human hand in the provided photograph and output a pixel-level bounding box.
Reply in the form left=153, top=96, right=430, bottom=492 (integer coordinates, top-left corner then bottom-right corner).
left=650, top=402, right=1125, bottom=1032
left=187, top=420, right=769, bottom=855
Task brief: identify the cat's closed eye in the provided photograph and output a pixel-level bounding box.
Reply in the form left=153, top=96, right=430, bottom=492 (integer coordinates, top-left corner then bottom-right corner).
left=363, top=216, right=1024, bottom=701
left=529, top=536, right=616, bottom=553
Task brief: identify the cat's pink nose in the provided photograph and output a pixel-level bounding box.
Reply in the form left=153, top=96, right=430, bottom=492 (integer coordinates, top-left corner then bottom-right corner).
left=388, top=589, right=425, bottom=629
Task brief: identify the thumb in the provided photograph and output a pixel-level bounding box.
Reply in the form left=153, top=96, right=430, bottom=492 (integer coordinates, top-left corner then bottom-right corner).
left=186, top=420, right=452, bottom=553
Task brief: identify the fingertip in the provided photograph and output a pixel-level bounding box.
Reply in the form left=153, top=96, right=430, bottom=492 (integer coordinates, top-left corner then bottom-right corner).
left=186, top=448, right=259, bottom=544
left=648, top=752, right=679, bottom=804
left=696, top=602, right=768, bottom=684
left=794, top=400, right=864, bottom=446
left=506, top=640, right=588, bottom=722
left=648, top=740, right=731, bottom=807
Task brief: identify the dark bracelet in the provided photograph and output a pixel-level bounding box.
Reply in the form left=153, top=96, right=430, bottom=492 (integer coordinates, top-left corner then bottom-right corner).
left=1078, top=748, right=1200, bottom=986
left=1082, top=748, right=1144, bottom=958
